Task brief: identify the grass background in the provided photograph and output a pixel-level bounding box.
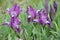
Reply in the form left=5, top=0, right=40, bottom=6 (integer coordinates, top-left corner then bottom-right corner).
left=0, top=0, right=60, bottom=40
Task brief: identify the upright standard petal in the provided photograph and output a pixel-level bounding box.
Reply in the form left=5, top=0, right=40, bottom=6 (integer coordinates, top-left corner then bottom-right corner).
left=53, top=1, right=57, bottom=12
left=50, top=5, right=55, bottom=21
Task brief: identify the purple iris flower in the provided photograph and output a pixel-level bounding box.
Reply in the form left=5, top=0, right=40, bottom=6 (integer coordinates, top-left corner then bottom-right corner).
left=37, top=8, right=50, bottom=26
left=36, top=8, right=53, bottom=28
left=26, top=6, right=36, bottom=22
left=3, top=17, right=21, bottom=33
left=53, top=1, right=57, bottom=12
left=3, top=4, right=22, bottom=33
left=10, top=17, right=21, bottom=33
left=7, top=4, right=22, bottom=17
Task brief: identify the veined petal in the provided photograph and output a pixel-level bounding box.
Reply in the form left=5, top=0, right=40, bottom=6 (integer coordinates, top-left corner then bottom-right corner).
left=2, top=22, right=10, bottom=26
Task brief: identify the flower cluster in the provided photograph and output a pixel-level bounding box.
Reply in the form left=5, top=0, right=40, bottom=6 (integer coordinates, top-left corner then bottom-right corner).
left=3, top=4, right=22, bottom=33
left=26, top=1, right=57, bottom=28
left=3, top=1, right=57, bottom=33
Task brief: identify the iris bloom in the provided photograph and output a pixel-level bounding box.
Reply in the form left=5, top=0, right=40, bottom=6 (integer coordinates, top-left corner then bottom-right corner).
left=37, top=8, right=50, bottom=25
left=36, top=8, right=53, bottom=28
left=3, top=4, right=21, bottom=33
left=7, top=4, right=22, bottom=17
left=26, top=6, right=36, bottom=22
left=3, top=17, right=21, bottom=33
left=10, top=17, right=21, bottom=33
